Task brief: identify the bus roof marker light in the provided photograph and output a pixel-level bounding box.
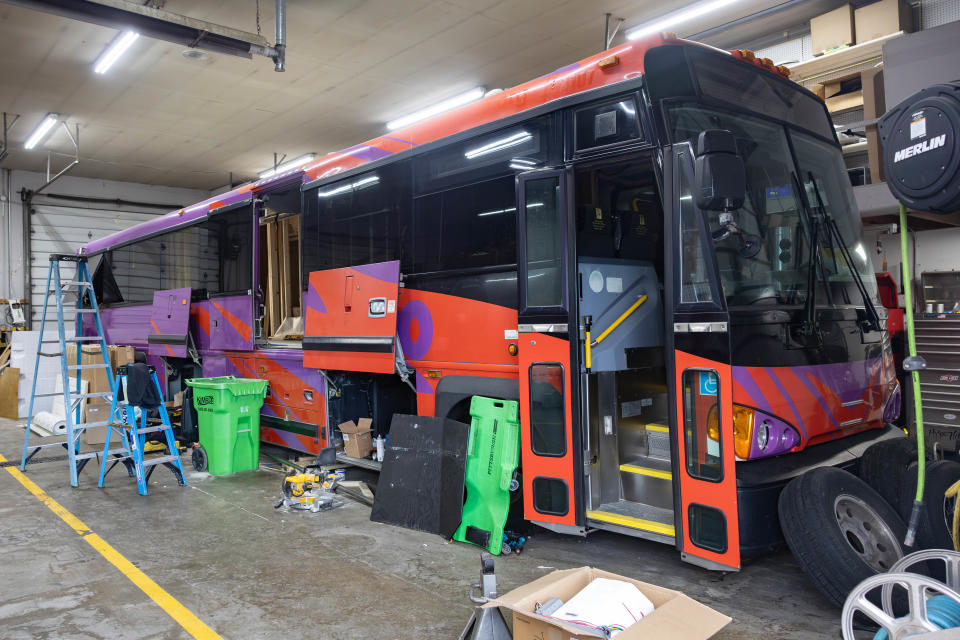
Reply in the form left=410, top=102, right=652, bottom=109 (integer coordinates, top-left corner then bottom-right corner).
left=23, top=113, right=59, bottom=150
left=464, top=131, right=532, bottom=159
left=94, top=31, right=140, bottom=74
left=625, top=0, right=741, bottom=41
left=258, top=153, right=317, bottom=179
left=386, top=87, right=486, bottom=131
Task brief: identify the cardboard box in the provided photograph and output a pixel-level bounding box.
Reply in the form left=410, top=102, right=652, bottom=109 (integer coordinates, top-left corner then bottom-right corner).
left=855, top=0, right=913, bottom=42
left=0, top=367, right=19, bottom=419
left=83, top=404, right=111, bottom=445
left=339, top=418, right=373, bottom=458
left=821, top=74, right=864, bottom=113
left=862, top=67, right=887, bottom=183
left=65, top=344, right=136, bottom=410
left=811, top=4, right=855, bottom=55
left=489, top=567, right=730, bottom=640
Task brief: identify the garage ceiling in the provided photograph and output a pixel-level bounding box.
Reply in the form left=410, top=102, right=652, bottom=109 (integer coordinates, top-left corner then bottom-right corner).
left=0, top=0, right=799, bottom=190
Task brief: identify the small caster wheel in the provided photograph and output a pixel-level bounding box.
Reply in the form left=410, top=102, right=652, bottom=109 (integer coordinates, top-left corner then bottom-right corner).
left=191, top=445, right=208, bottom=472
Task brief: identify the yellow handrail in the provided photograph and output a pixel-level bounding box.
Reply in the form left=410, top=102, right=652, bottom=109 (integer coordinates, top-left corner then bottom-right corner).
left=591, top=295, right=647, bottom=347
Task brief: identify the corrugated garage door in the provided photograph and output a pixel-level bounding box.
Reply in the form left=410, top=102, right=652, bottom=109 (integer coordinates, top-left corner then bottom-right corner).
left=29, top=202, right=162, bottom=332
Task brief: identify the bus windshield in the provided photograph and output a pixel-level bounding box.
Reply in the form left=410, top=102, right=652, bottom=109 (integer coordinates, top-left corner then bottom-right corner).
left=668, top=103, right=878, bottom=308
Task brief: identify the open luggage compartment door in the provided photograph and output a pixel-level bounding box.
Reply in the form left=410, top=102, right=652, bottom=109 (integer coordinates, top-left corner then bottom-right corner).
left=148, top=287, right=191, bottom=358
left=303, top=260, right=400, bottom=374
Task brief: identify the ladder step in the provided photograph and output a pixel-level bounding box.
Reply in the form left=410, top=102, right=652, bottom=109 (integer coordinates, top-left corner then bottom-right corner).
left=59, top=281, right=93, bottom=289
left=37, top=351, right=63, bottom=357
left=74, top=393, right=113, bottom=401
left=68, top=364, right=110, bottom=370
left=28, top=442, right=68, bottom=450
left=142, top=455, right=179, bottom=467
left=67, top=336, right=105, bottom=342
left=77, top=420, right=111, bottom=429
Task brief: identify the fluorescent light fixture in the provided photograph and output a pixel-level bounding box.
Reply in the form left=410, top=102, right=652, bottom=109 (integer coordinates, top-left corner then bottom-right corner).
left=258, top=153, right=317, bottom=179
left=94, top=31, right=140, bottom=74
left=23, top=113, right=59, bottom=150
left=386, top=87, right=485, bottom=131
left=626, top=0, right=741, bottom=41
left=478, top=207, right=517, bottom=217
left=465, top=131, right=532, bottom=159
left=317, top=175, right=379, bottom=198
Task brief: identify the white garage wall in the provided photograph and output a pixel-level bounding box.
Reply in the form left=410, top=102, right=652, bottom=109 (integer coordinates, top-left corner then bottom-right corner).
left=865, top=226, right=960, bottom=308
left=0, top=168, right=209, bottom=328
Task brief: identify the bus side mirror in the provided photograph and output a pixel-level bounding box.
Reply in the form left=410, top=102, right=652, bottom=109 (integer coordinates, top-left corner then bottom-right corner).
left=694, top=130, right=745, bottom=212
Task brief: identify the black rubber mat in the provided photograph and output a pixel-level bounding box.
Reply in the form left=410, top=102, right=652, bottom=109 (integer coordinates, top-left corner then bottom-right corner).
left=1, top=454, right=69, bottom=467
left=370, top=414, right=469, bottom=539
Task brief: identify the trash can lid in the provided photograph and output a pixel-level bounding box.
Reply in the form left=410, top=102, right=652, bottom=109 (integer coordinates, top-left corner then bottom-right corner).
left=185, top=376, right=269, bottom=396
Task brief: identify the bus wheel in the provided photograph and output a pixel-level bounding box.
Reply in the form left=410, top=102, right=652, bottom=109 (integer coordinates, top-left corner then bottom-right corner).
left=898, top=460, right=960, bottom=551
left=779, top=467, right=906, bottom=607
left=858, top=438, right=918, bottom=509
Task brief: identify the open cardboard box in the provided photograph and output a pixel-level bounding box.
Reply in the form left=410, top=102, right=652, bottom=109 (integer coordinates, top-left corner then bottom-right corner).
left=487, top=567, right=730, bottom=640
left=339, top=417, right=373, bottom=458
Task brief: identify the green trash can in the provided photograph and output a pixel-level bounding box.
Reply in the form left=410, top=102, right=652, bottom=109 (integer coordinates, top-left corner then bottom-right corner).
left=185, top=376, right=269, bottom=475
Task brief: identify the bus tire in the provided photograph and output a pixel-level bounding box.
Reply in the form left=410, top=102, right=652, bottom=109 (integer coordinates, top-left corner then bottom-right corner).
left=858, top=437, right=918, bottom=509
left=779, top=466, right=906, bottom=607
left=898, top=460, right=960, bottom=551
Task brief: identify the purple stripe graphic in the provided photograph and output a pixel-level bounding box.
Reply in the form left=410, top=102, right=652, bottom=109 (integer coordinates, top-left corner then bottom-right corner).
left=351, top=260, right=399, bottom=284
left=382, top=136, right=415, bottom=146
left=305, top=281, right=326, bottom=314
left=341, top=144, right=392, bottom=163
left=793, top=370, right=842, bottom=430
left=764, top=367, right=809, bottom=438
left=732, top=367, right=774, bottom=415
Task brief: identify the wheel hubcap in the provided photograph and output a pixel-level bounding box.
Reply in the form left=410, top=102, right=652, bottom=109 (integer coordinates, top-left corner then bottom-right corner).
left=835, top=494, right=903, bottom=572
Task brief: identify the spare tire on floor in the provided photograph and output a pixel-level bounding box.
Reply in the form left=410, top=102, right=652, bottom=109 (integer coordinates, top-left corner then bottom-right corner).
left=858, top=437, right=918, bottom=509
left=898, top=460, right=960, bottom=551
left=779, top=466, right=907, bottom=607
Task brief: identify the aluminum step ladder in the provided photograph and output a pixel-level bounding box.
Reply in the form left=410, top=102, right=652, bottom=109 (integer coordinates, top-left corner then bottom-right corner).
left=20, top=253, right=118, bottom=486
left=98, top=364, right=186, bottom=495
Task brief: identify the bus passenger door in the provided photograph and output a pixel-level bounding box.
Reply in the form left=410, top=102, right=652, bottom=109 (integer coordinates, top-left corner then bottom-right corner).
left=516, top=170, right=581, bottom=530
left=208, top=199, right=257, bottom=351
left=668, top=145, right=740, bottom=571
left=303, top=260, right=400, bottom=374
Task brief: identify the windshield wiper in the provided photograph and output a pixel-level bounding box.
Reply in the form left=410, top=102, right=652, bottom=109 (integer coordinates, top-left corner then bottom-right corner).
left=806, top=172, right=883, bottom=332
left=791, top=171, right=825, bottom=336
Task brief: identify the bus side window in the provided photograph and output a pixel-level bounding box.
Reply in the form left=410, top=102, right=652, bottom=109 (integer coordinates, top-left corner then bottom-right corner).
left=678, top=162, right=713, bottom=304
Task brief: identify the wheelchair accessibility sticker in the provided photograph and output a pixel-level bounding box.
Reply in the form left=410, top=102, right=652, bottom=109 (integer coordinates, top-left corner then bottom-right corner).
left=700, top=371, right=718, bottom=396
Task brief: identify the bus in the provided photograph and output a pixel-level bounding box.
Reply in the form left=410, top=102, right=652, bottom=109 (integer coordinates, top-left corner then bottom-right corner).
left=79, top=32, right=903, bottom=601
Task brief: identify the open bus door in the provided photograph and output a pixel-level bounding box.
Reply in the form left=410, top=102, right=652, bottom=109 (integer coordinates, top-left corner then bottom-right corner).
left=303, top=260, right=400, bottom=374
left=515, top=169, right=582, bottom=531
left=667, top=144, right=741, bottom=571
left=208, top=199, right=257, bottom=351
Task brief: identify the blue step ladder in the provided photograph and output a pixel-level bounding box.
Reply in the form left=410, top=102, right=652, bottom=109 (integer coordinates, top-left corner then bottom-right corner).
left=98, top=364, right=186, bottom=495
left=20, top=254, right=118, bottom=486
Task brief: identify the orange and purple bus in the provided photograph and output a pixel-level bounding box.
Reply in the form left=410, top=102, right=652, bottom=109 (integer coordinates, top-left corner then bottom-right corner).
left=80, top=33, right=904, bottom=604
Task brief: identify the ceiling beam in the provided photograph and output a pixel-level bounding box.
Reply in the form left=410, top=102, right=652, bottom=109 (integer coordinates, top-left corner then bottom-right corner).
left=0, top=0, right=286, bottom=69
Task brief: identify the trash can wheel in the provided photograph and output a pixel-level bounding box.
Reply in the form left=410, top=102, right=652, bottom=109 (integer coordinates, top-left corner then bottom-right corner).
left=191, top=445, right=208, bottom=472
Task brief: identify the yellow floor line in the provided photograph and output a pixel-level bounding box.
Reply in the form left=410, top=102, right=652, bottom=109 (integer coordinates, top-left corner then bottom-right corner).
left=587, top=509, right=676, bottom=537
left=645, top=423, right=669, bottom=433
left=619, top=463, right=672, bottom=480
left=0, top=454, right=222, bottom=640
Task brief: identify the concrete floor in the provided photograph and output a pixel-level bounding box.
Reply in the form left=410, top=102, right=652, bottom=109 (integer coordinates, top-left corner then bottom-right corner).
left=0, top=416, right=840, bottom=639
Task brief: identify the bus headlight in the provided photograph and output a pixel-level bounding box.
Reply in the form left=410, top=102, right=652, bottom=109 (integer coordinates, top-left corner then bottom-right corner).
left=757, top=420, right=770, bottom=450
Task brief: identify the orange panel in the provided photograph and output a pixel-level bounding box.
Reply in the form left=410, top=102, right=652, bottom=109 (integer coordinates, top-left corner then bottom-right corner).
left=304, top=261, right=399, bottom=374
left=674, top=350, right=741, bottom=570
left=517, top=332, right=577, bottom=528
